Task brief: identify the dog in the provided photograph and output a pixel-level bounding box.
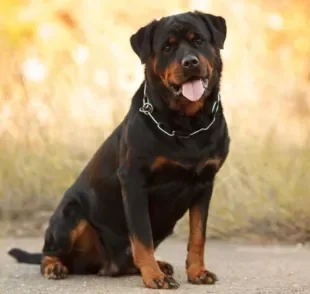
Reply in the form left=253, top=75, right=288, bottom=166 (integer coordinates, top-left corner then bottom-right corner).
left=8, top=10, right=230, bottom=289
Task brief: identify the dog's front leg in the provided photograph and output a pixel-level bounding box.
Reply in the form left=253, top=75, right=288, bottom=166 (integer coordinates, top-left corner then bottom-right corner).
left=186, top=181, right=218, bottom=285
left=118, top=163, right=179, bottom=289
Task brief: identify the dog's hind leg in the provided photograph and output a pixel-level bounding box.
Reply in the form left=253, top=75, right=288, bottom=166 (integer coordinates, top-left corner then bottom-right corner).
left=40, top=198, right=99, bottom=279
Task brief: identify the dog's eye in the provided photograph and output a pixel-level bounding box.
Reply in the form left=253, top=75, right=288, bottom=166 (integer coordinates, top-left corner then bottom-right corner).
left=163, top=44, right=172, bottom=53
left=194, top=37, right=204, bottom=46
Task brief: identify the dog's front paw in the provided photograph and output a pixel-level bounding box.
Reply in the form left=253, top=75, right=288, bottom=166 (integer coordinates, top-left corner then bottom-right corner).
left=187, top=266, right=218, bottom=285
left=141, top=267, right=179, bottom=289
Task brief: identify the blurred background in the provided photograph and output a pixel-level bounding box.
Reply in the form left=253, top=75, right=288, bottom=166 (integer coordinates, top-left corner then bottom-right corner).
left=0, top=0, right=309, bottom=243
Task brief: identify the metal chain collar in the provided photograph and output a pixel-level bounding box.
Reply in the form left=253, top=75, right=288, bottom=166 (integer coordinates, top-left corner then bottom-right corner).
left=139, top=82, right=221, bottom=139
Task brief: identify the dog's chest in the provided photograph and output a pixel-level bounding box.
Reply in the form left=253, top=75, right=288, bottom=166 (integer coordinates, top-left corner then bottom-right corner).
left=150, top=153, right=221, bottom=182
left=147, top=156, right=218, bottom=229
left=146, top=155, right=220, bottom=212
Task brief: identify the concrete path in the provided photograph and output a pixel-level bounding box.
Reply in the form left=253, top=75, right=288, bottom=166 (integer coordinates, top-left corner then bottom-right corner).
left=1, top=237, right=309, bottom=294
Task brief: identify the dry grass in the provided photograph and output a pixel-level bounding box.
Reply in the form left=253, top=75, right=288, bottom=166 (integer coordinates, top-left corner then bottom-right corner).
left=0, top=0, right=310, bottom=242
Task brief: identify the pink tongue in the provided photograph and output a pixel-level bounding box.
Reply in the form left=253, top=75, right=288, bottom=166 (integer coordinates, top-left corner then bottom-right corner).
left=182, top=79, right=204, bottom=101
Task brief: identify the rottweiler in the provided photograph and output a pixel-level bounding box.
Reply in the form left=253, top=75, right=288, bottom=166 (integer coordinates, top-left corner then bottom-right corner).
left=8, top=10, right=230, bottom=289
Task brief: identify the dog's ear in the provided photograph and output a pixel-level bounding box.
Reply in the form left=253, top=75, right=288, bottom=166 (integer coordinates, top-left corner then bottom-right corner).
left=194, top=11, right=227, bottom=49
left=130, top=19, right=158, bottom=64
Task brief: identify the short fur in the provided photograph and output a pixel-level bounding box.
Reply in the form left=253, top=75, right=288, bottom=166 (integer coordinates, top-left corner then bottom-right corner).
left=8, top=11, right=230, bottom=289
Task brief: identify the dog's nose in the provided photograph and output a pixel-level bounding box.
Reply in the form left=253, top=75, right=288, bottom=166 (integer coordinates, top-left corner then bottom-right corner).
left=182, top=55, right=199, bottom=69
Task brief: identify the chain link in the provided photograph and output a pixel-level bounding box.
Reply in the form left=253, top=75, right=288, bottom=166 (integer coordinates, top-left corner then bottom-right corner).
left=139, top=82, right=221, bottom=139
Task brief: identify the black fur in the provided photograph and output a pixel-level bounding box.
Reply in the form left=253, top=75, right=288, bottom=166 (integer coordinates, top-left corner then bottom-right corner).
left=8, top=248, right=42, bottom=264
left=9, top=11, right=230, bottom=288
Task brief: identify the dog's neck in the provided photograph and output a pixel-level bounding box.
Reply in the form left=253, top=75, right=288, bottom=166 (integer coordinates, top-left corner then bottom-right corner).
left=140, top=71, right=222, bottom=137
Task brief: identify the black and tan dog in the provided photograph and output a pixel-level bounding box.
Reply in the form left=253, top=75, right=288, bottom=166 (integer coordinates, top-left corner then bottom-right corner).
left=8, top=11, right=230, bottom=289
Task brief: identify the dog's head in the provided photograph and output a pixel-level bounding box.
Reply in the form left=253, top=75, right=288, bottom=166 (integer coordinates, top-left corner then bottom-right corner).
left=130, top=11, right=226, bottom=112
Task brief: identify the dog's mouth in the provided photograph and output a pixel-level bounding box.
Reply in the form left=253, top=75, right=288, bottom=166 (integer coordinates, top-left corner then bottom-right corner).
left=169, top=77, right=209, bottom=102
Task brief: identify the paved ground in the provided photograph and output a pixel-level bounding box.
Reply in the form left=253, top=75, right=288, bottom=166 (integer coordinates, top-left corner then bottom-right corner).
left=1, top=237, right=309, bottom=294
